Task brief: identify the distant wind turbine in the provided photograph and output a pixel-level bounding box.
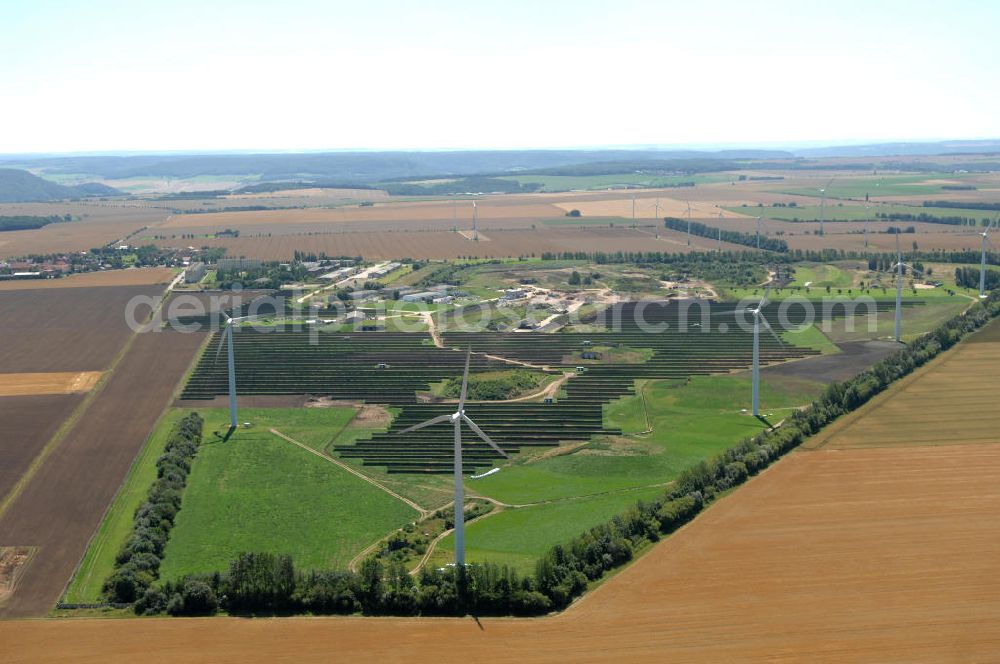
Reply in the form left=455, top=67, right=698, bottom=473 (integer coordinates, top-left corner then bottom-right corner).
left=889, top=233, right=923, bottom=343
left=716, top=285, right=781, bottom=417
left=472, top=200, right=479, bottom=241
left=976, top=217, right=998, bottom=298
left=818, top=176, right=835, bottom=237
left=686, top=201, right=692, bottom=246
left=399, top=349, right=508, bottom=567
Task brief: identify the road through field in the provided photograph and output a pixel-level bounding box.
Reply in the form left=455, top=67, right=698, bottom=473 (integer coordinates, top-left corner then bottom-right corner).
left=0, top=329, right=205, bottom=618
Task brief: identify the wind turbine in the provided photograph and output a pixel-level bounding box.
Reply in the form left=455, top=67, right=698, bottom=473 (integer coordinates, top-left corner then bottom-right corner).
left=976, top=217, right=998, bottom=298
left=817, top=176, right=836, bottom=237
left=398, top=349, right=508, bottom=567
left=748, top=285, right=780, bottom=417
left=863, top=202, right=870, bottom=252
left=889, top=233, right=922, bottom=343
left=686, top=201, right=692, bottom=246
left=215, top=314, right=270, bottom=429
left=631, top=194, right=637, bottom=229
left=716, top=285, right=780, bottom=417
left=472, top=200, right=479, bottom=241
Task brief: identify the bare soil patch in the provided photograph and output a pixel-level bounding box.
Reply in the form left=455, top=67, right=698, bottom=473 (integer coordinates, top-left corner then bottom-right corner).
left=0, top=547, right=33, bottom=606
left=0, top=371, right=102, bottom=397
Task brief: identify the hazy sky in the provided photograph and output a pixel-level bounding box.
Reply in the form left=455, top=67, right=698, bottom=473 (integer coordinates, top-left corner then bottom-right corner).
left=2, top=0, right=998, bottom=153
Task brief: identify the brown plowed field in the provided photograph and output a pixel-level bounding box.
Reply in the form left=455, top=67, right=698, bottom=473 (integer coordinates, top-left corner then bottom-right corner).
left=0, top=328, right=206, bottom=618
left=0, top=203, right=169, bottom=258
left=4, top=442, right=1000, bottom=661
left=0, top=268, right=175, bottom=290
left=157, top=226, right=737, bottom=261
left=0, top=394, right=82, bottom=505
left=0, top=285, right=164, bottom=372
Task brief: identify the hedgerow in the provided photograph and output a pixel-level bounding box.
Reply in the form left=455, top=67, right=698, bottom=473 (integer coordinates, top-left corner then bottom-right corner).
left=102, top=413, right=203, bottom=604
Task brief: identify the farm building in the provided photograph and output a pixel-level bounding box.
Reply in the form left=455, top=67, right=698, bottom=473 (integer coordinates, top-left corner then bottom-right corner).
left=319, top=267, right=358, bottom=281
left=401, top=291, right=447, bottom=303
left=184, top=262, right=206, bottom=283
left=216, top=258, right=262, bottom=271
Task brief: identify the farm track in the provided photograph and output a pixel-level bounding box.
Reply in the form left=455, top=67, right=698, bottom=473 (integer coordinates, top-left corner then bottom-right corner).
left=0, top=329, right=206, bottom=618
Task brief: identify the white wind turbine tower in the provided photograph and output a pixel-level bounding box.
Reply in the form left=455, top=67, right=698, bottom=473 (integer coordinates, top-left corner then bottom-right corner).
left=748, top=285, right=780, bottom=417
left=215, top=313, right=272, bottom=429
left=631, top=194, right=637, bottom=229
left=686, top=201, right=693, bottom=246
left=399, top=348, right=508, bottom=567
left=716, top=285, right=780, bottom=417
left=818, top=176, right=835, bottom=237
left=889, top=233, right=923, bottom=343
left=471, top=200, right=479, bottom=241
left=976, top=217, right=998, bottom=298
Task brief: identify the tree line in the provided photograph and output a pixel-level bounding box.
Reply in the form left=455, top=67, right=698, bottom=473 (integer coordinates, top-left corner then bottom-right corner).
left=956, top=266, right=1000, bottom=290
left=0, top=215, right=70, bottom=232
left=103, top=413, right=204, bottom=603
left=662, top=217, right=789, bottom=252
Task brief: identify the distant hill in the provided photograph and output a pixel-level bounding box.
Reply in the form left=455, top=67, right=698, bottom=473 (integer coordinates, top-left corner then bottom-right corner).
left=0, top=168, right=124, bottom=202
left=0, top=149, right=795, bottom=185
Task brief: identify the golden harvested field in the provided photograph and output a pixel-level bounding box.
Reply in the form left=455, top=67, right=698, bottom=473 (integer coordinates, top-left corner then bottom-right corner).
left=0, top=267, right=175, bottom=290
left=0, top=372, right=102, bottom=397
left=5, top=442, right=1000, bottom=661
left=806, top=319, right=1000, bottom=450
left=551, top=196, right=751, bottom=219
left=156, top=198, right=566, bottom=233
left=0, top=203, right=170, bottom=258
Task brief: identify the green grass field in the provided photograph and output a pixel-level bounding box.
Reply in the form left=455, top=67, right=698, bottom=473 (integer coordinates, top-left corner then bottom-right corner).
left=774, top=173, right=965, bottom=199
left=430, top=486, right=667, bottom=573
left=157, top=408, right=420, bottom=581
left=468, top=372, right=823, bottom=507
left=725, top=202, right=994, bottom=222
left=497, top=173, right=729, bottom=192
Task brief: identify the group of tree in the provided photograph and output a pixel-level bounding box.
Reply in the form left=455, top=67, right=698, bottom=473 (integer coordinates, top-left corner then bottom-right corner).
left=875, top=211, right=986, bottom=227
left=103, top=413, right=204, bottom=603
left=662, top=217, right=789, bottom=253
left=0, top=214, right=71, bottom=232
left=956, top=266, right=1000, bottom=290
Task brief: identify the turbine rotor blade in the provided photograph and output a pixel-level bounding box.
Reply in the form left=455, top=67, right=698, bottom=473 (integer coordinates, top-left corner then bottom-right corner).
left=214, top=324, right=231, bottom=360
left=758, top=283, right=772, bottom=309
left=461, top=413, right=508, bottom=458
left=399, top=413, right=452, bottom=435
left=458, top=347, right=471, bottom=411
left=759, top=313, right=783, bottom=345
